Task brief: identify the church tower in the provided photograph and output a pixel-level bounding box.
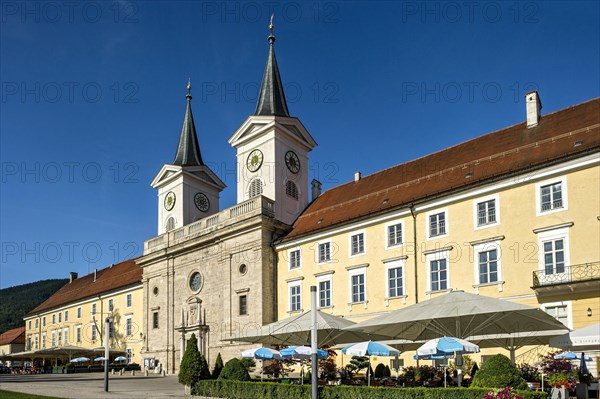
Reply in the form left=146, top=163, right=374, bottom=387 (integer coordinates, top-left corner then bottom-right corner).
left=151, top=82, right=226, bottom=235
left=228, top=20, right=317, bottom=225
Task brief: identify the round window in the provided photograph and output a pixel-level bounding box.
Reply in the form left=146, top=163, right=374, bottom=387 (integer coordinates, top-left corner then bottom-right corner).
left=239, top=264, right=247, bottom=275
left=153, top=287, right=159, bottom=296
left=189, top=272, right=203, bottom=292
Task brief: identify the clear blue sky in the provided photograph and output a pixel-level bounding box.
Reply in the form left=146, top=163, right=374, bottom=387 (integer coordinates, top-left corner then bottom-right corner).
left=1, top=1, right=599, bottom=289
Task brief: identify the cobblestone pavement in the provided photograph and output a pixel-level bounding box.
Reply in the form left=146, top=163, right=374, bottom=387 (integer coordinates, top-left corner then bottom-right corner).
left=0, top=373, right=218, bottom=398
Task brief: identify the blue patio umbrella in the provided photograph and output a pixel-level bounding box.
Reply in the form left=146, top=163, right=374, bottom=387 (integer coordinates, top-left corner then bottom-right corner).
left=342, top=341, right=400, bottom=386
left=554, top=352, right=592, bottom=361
left=114, top=356, right=126, bottom=362
left=71, top=357, right=90, bottom=363
left=280, top=346, right=328, bottom=360
left=416, top=337, right=479, bottom=387
left=241, top=347, right=282, bottom=381
left=94, top=357, right=107, bottom=362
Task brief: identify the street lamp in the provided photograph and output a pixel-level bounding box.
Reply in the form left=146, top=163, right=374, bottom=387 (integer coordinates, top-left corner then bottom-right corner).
left=104, top=316, right=113, bottom=392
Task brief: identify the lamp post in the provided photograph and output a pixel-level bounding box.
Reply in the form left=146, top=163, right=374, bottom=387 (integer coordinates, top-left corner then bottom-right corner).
left=310, top=286, right=318, bottom=399
left=104, top=316, right=113, bottom=392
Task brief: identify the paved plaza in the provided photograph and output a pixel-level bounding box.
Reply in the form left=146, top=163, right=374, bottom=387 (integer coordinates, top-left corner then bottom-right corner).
left=0, top=373, right=217, bottom=398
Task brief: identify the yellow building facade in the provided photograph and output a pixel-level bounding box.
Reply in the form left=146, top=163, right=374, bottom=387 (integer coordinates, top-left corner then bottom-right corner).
left=275, top=95, right=600, bottom=367
left=23, top=259, right=144, bottom=365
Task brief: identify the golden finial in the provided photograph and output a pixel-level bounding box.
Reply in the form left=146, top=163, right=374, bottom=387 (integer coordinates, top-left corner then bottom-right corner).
left=268, top=14, right=275, bottom=44
left=186, top=78, right=192, bottom=100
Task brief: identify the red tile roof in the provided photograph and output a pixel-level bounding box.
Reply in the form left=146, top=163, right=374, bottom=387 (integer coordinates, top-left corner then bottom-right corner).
left=27, top=259, right=142, bottom=315
left=283, top=98, right=600, bottom=241
left=0, top=326, right=25, bottom=345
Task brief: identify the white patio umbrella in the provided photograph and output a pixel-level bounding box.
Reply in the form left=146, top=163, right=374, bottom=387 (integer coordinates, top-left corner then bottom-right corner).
left=227, top=310, right=389, bottom=346
left=114, top=356, right=126, bottom=362
left=280, top=346, right=328, bottom=360
left=415, top=336, right=480, bottom=386
left=550, top=323, right=600, bottom=351
left=71, top=357, right=90, bottom=363
left=342, top=341, right=400, bottom=386
left=345, top=290, right=568, bottom=362
left=241, top=347, right=282, bottom=381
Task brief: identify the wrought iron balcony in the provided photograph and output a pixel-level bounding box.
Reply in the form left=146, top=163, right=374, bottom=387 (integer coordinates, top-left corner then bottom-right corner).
left=532, top=261, right=600, bottom=289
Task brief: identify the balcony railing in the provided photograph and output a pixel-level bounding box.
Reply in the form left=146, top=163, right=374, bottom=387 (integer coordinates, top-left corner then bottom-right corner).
left=532, top=261, right=600, bottom=288
left=144, top=196, right=275, bottom=254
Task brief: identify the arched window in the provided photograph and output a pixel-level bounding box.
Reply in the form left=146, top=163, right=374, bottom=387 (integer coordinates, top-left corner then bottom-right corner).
left=248, top=178, right=263, bottom=198
left=286, top=180, right=299, bottom=199
left=165, top=217, right=175, bottom=231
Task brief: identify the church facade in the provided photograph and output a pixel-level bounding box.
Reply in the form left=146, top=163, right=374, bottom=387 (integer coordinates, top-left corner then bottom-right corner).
left=137, top=25, right=316, bottom=373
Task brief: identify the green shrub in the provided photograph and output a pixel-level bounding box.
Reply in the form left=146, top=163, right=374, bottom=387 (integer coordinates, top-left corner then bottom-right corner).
left=219, top=358, right=251, bottom=381
left=193, top=380, right=548, bottom=399
left=178, top=333, right=205, bottom=386
left=471, top=354, right=528, bottom=390
left=212, top=352, right=224, bottom=379
left=374, top=363, right=386, bottom=379
left=384, top=365, right=391, bottom=377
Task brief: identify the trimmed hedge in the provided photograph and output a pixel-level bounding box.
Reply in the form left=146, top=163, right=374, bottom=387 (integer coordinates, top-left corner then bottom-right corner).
left=192, top=380, right=548, bottom=399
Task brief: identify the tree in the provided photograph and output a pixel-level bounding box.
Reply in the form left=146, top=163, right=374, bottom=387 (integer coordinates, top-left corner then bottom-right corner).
left=374, top=363, right=386, bottom=379
left=384, top=365, right=391, bottom=377
left=319, top=356, right=337, bottom=380
left=212, top=353, right=224, bottom=379
left=179, top=334, right=202, bottom=387
left=262, top=359, right=292, bottom=378
left=471, top=354, right=528, bottom=390
left=219, top=358, right=251, bottom=381
left=347, top=355, right=369, bottom=375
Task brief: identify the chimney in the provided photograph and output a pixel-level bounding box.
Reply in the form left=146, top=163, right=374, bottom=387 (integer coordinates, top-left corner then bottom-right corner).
left=93, top=269, right=97, bottom=282
left=354, top=171, right=362, bottom=182
left=69, top=272, right=78, bottom=283
left=311, top=179, right=322, bottom=201
left=526, top=91, right=542, bottom=128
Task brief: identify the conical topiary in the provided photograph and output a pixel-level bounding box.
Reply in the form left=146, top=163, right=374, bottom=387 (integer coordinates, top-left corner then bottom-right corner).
left=212, top=352, right=224, bottom=379
left=178, top=333, right=201, bottom=387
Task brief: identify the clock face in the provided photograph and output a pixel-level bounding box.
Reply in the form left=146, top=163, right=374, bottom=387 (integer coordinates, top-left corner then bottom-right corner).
left=189, top=272, right=203, bottom=292
left=285, top=151, right=300, bottom=174
left=246, top=149, right=263, bottom=172
left=194, top=193, right=210, bottom=212
left=164, top=191, right=176, bottom=211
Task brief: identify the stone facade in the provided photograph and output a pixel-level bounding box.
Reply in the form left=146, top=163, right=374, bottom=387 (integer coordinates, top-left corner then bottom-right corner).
left=138, top=196, right=289, bottom=373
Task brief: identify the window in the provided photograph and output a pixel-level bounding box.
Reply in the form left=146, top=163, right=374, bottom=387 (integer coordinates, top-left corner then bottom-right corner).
left=477, top=199, right=496, bottom=226
left=91, top=303, right=97, bottom=315
left=42, top=316, right=46, bottom=326
left=91, top=323, right=97, bottom=341
left=58, top=313, right=62, bottom=323
left=479, top=249, right=498, bottom=284
left=108, top=299, right=114, bottom=312
left=239, top=295, right=247, bottom=315
left=152, top=312, right=159, bottom=329
left=57, top=330, right=62, bottom=346
left=126, top=317, right=132, bottom=336
left=77, top=307, right=81, bottom=319
left=165, top=217, right=175, bottom=231
left=351, top=274, right=365, bottom=303
left=126, top=293, right=132, bottom=308
left=544, top=303, right=570, bottom=328
left=52, top=314, right=56, bottom=324
left=289, top=249, right=301, bottom=270
left=34, top=334, right=38, bottom=349
left=430, top=259, right=448, bottom=291
left=429, top=211, right=446, bottom=237
left=76, top=326, right=81, bottom=343
left=543, top=239, right=565, bottom=275
left=388, top=266, right=403, bottom=298
left=27, top=336, right=31, bottom=350
left=63, top=328, right=68, bottom=345
left=42, top=333, right=46, bottom=348
left=126, top=348, right=133, bottom=364
left=318, top=242, right=331, bottom=263
left=286, top=180, right=299, bottom=199
left=540, top=182, right=563, bottom=212
left=28, top=320, right=32, bottom=330
left=289, top=284, right=301, bottom=312
left=350, top=233, right=365, bottom=256
left=248, top=178, right=263, bottom=198
left=318, top=280, right=331, bottom=308
left=35, top=319, right=38, bottom=329
left=387, top=223, right=403, bottom=247
left=64, top=310, right=68, bottom=322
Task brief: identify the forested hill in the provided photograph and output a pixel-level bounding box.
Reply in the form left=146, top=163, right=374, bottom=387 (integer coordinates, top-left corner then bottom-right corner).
left=0, top=279, right=68, bottom=334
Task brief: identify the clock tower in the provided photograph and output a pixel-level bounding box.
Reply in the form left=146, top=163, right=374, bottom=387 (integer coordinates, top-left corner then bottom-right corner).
left=228, top=22, right=317, bottom=225
left=152, top=82, right=226, bottom=235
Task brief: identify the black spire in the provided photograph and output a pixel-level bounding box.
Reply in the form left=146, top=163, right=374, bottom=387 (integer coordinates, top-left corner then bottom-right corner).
left=254, top=16, right=290, bottom=117
left=173, top=80, right=204, bottom=166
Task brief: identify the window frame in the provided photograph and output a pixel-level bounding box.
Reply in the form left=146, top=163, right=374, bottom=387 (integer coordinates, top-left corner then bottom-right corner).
left=152, top=312, right=159, bottom=329
left=126, top=293, right=132, bottom=308
left=473, top=240, right=503, bottom=288
left=77, top=307, right=82, bottom=319
left=248, top=178, right=264, bottom=199
left=316, top=274, right=333, bottom=309
left=239, top=295, right=248, bottom=316
left=125, top=316, right=133, bottom=336
left=542, top=301, right=572, bottom=329
left=385, top=258, right=406, bottom=300
left=349, top=231, right=366, bottom=257
left=385, top=220, right=404, bottom=249
left=317, top=241, right=332, bottom=264
left=473, top=194, right=500, bottom=229
left=426, top=250, right=450, bottom=294
left=108, top=298, right=114, bottom=312
left=536, top=226, right=570, bottom=279
left=288, top=281, right=302, bottom=313
left=76, top=326, right=81, bottom=343
left=288, top=248, right=301, bottom=270
left=426, top=209, right=448, bottom=239
left=285, top=180, right=299, bottom=200
left=348, top=266, right=367, bottom=304
left=536, top=176, right=568, bottom=216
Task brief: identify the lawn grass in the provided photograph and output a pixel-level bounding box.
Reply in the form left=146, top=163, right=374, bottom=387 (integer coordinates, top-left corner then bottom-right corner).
left=0, top=390, right=65, bottom=399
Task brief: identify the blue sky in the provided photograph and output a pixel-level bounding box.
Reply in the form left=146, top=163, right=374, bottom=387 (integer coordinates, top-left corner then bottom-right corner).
left=1, top=0, right=599, bottom=289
